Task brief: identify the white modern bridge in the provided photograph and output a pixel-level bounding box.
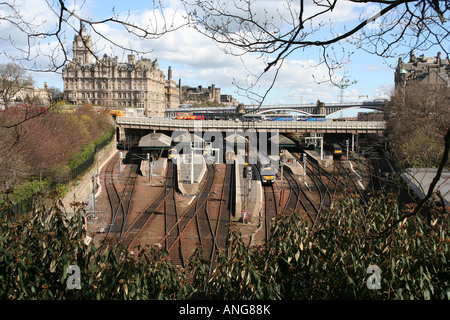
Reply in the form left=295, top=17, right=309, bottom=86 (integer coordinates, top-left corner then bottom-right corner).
left=164, top=100, right=387, bottom=118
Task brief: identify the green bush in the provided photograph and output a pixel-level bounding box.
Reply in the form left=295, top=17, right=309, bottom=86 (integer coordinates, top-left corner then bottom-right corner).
left=5, top=179, right=50, bottom=204
left=68, top=127, right=114, bottom=173
left=0, top=192, right=448, bottom=300
left=69, top=144, right=95, bottom=171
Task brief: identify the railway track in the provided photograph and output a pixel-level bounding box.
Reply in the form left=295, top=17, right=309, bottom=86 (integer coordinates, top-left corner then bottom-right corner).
left=104, top=152, right=121, bottom=235
left=282, top=168, right=301, bottom=214
left=340, top=161, right=369, bottom=206
left=119, top=161, right=175, bottom=250
left=287, top=152, right=326, bottom=227
left=160, top=164, right=216, bottom=267
left=116, top=158, right=233, bottom=268
left=195, top=166, right=216, bottom=267
left=295, top=168, right=320, bottom=228
left=165, top=163, right=183, bottom=266
left=309, top=160, right=346, bottom=209
left=254, top=164, right=278, bottom=243
left=290, top=150, right=373, bottom=228
left=210, top=163, right=233, bottom=265
left=103, top=151, right=138, bottom=243
left=358, top=143, right=396, bottom=194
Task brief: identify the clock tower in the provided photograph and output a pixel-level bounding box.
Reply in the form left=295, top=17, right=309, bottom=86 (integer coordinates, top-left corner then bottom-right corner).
left=72, top=26, right=93, bottom=65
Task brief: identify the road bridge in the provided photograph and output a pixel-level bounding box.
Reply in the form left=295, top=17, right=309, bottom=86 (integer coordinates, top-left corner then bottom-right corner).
left=116, top=117, right=386, bottom=143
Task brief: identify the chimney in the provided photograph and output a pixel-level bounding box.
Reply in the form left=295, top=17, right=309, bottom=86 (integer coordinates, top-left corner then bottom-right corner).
left=168, top=66, right=172, bottom=80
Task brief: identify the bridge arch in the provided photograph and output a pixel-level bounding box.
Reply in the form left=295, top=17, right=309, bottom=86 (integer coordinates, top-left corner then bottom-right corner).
left=327, top=106, right=384, bottom=118
left=255, top=108, right=314, bottom=116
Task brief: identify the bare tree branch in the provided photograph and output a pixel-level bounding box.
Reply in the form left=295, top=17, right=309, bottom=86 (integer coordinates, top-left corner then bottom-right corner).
left=181, top=0, right=449, bottom=103
left=1, top=0, right=190, bottom=73
left=378, top=126, right=449, bottom=237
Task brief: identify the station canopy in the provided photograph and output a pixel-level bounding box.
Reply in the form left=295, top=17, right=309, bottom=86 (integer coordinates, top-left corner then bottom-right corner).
left=269, top=134, right=296, bottom=148
left=138, top=132, right=172, bottom=151
left=171, top=131, right=205, bottom=148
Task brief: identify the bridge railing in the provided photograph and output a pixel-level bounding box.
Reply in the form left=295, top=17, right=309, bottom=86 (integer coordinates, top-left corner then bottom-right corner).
left=117, top=117, right=386, bottom=131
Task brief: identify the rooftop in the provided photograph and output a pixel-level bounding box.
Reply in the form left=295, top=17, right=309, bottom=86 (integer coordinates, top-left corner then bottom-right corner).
left=401, top=168, right=450, bottom=206
left=138, top=132, right=172, bottom=150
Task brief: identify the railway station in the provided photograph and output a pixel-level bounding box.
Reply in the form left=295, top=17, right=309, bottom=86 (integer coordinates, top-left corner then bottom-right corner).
left=76, top=106, right=396, bottom=269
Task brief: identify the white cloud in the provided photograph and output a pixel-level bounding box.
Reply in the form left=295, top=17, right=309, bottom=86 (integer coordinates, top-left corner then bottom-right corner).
left=0, top=0, right=394, bottom=103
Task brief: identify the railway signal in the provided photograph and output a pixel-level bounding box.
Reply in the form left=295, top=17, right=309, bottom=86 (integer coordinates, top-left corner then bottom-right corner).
left=246, top=165, right=252, bottom=179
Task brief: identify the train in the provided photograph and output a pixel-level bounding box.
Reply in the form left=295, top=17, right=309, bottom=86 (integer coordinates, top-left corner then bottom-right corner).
left=168, top=148, right=178, bottom=161
left=329, top=144, right=343, bottom=159
left=176, top=112, right=204, bottom=120
left=264, top=114, right=296, bottom=121
left=257, top=152, right=278, bottom=184
left=260, top=166, right=277, bottom=184
left=242, top=113, right=327, bottom=122
left=297, top=115, right=326, bottom=121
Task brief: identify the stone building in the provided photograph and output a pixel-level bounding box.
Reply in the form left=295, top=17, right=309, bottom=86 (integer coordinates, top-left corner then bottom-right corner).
left=180, top=84, right=239, bottom=106
left=11, top=82, right=51, bottom=106
left=394, top=52, right=450, bottom=92
left=181, top=84, right=221, bottom=105
left=62, top=29, right=180, bottom=117
left=166, top=66, right=181, bottom=109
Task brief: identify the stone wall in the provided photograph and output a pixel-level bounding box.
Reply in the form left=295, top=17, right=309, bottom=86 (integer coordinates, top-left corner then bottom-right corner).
left=61, top=141, right=117, bottom=214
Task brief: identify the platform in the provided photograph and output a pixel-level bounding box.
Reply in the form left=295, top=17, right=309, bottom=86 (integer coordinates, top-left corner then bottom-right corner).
left=281, top=149, right=304, bottom=176
left=305, top=149, right=333, bottom=167
left=140, top=157, right=167, bottom=179
left=176, top=153, right=207, bottom=196
left=235, top=162, right=262, bottom=225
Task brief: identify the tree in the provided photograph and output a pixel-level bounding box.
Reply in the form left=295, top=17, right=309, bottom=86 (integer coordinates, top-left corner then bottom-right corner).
left=2, top=1, right=448, bottom=104
left=0, top=62, right=33, bottom=109
left=386, top=81, right=450, bottom=169
left=48, top=86, right=64, bottom=104
left=1, top=192, right=448, bottom=300
left=0, top=102, right=113, bottom=194
left=180, top=0, right=449, bottom=104
left=0, top=0, right=188, bottom=72
left=1, top=0, right=448, bottom=301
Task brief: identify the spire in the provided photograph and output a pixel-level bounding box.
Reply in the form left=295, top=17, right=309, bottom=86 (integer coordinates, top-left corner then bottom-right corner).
left=80, top=21, right=87, bottom=36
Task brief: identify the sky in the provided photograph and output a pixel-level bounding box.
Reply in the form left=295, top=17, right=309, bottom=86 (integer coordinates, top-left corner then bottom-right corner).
left=1, top=0, right=443, bottom=114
